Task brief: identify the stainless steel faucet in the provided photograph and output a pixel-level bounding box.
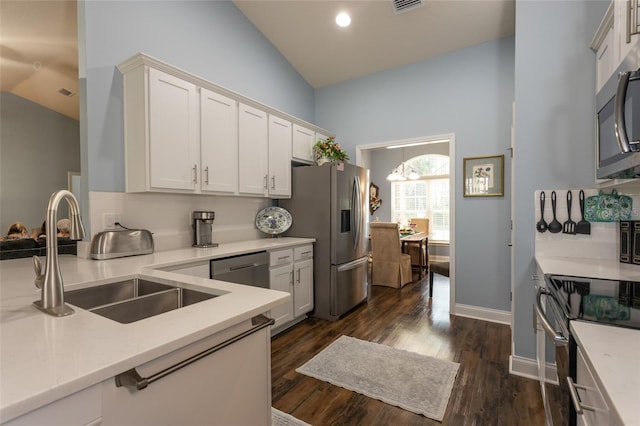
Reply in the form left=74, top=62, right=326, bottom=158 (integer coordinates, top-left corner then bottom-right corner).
left=32, top=190, right=85, bottom=316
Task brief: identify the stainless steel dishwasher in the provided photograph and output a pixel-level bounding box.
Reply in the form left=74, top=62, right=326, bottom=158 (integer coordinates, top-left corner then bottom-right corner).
left=210, top=251, right=270, bottom=289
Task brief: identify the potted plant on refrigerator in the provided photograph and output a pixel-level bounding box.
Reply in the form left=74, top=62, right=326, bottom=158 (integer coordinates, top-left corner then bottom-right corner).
left=313, top=136, right=349, bottom=165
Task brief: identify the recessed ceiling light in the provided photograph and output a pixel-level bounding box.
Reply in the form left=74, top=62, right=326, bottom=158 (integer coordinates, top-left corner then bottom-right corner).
left=335, top=12, right=351, bottom=28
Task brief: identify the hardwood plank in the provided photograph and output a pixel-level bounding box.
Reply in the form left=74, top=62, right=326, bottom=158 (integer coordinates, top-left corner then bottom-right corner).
left=271, top=273, right=545, bottom=425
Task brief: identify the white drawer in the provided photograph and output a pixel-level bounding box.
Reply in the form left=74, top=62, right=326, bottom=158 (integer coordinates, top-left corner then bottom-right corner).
left=270, top=248, right=293, bottom=267
left=294, top=244, right=313, bottom=261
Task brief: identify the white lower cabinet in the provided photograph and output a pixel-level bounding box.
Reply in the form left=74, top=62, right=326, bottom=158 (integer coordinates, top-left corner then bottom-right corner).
left=573, top=346, right=611, bottom=426
left=269, top=245, right=314, bottom=332
left=101, top=316, right=272, bottom=426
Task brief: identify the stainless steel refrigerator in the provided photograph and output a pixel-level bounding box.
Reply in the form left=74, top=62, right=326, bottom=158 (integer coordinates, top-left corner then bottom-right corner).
left=280, top=163, right=369, bottom=321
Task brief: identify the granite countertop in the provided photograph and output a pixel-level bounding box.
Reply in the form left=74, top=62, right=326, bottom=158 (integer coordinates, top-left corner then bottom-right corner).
left=0, top=237, right=314, bottom=423
left=570, top=322, right=640, bottom=425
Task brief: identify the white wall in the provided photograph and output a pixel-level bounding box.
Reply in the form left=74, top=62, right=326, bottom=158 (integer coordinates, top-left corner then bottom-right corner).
left=316, top=37, right=515, bottom=313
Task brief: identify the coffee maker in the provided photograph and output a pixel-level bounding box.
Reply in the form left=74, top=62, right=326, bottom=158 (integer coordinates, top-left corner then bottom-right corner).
left=192, top=211, right=218, bottom=248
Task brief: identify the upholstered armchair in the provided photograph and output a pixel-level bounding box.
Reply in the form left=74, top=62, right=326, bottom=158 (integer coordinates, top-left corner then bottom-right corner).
left=369, top=222, right=412, bottom=288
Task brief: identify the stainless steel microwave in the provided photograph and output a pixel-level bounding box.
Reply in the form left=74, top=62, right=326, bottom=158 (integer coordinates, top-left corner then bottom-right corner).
left=596, top=42, right=640, bottom=179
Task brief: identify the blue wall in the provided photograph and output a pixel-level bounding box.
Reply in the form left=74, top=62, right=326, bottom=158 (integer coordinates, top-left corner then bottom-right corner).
left=81, top=0, right=314, bottom=193
left=512, top=0, right=608, bottom=359
left=316, top=37, right=515, bottom=312
left=78, top=0, right=610, bottom=362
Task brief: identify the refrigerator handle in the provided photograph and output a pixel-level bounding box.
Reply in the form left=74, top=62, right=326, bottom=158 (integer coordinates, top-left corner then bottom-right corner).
left=336, top=256, right=368, bottom=272
left=352, top=175, right=361, bottom=250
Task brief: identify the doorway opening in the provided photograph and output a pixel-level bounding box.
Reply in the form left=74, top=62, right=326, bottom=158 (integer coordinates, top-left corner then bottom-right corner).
left=355, top=133, right=455, bottom=316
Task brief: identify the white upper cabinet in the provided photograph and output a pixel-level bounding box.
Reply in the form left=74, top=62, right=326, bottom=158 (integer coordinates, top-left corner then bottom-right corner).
left=593, top=1, right=640, bottom=92
left=615, top=0, right=640, bottom=63
left=200, top=89, right=238, bottom=194
left=148, top=68, right=199, bottom=191
left=268, top=115, right=292, bottom=197
left=238, top=103, right=269, bottom=195
left=292, top=124, right=315, bottom=163
left=118, top=53, right=332, bottom=197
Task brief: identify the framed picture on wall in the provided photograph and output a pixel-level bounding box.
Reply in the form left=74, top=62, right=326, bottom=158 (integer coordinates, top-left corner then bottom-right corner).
left=463, top=154, right=504, bottom=197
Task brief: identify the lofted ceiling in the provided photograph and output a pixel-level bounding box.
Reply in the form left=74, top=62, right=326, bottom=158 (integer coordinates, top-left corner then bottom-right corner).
left=233, top=0, right=516, bottom=88
left=0, top=0, right=514, bottom=119
left=0, top=0, right=79, bottom=120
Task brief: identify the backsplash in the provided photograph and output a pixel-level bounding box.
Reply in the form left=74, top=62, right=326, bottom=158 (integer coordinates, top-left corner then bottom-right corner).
left=84, top=192, right=272, bottom=255
left=534, top=188, right=640, bottom=260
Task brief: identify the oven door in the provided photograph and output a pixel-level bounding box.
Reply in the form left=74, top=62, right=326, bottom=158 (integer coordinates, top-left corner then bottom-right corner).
left=534, top=286, right=571, bottom=426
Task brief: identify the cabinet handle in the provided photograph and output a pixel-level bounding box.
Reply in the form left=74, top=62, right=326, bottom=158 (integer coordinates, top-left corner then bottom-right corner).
left=566, top=377, right=598, bottom=415
left=204, top=166, right=209, bottom=185
left=271, top=175, right=276, bottom=190
left=627, top=0, right=640, bottom=43
left=115, top=315, right=274, bottom=391
left=192, top=165, right=198, bottom=184
left=263, top=175, right=268, bottom=190
left=290, top=271, right=294, bottom=284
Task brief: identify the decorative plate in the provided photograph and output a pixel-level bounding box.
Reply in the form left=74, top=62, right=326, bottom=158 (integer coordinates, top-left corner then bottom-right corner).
left=255, top=206, right=292, bottom=235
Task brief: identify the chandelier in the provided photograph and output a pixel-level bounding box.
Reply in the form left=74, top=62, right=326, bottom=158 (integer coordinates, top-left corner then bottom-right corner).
left=387, top=162, right=420, bottom=181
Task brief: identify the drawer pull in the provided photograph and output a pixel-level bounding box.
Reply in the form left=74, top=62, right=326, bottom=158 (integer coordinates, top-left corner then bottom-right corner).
left=115, top=315, right=274, bottom=391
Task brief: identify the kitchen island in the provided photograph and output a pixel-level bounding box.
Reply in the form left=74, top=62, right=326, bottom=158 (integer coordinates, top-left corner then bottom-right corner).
left=0, top=237, right=313, bottom=424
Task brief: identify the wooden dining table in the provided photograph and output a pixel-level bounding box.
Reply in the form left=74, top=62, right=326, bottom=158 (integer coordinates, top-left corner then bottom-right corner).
left=400, top=232, right=429, bottom=278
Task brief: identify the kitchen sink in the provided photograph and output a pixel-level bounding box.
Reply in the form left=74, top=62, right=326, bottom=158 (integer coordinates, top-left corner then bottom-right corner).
left=64, top=278, right=217, bottom=324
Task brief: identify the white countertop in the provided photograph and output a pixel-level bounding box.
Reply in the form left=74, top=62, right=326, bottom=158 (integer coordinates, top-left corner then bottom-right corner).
left=0, top=237, right=314, bottom=423
left=535, top=255, right=640, bottom=281
left=570, top=322, right=640, bottom=425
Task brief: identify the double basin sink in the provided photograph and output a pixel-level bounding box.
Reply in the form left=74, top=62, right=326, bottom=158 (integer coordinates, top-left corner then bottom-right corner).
left=64, top=278, right=216, bottom=324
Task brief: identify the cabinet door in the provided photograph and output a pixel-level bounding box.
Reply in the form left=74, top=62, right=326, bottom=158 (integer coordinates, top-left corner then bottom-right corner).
left=200, top=89, right=238, bottom=194
left=596, top=26, right=615, bottom=92
left=268, top=115, right=292, bottom=197
left=294, top=258, right=314, bottom=317
left=238, top=103, right=268, bottom=195
left=292, top=124, right=315, bottom=162
left=575, top=347, right=610, bottom=426
left=148, top=68, right=199, bottom=191
left=616, top=0, right=640, bottom=63
left=269, top=264, right=293, bottom=328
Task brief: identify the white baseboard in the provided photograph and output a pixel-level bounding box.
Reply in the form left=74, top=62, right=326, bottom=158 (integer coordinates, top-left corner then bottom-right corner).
left=509, top=355, right=558, bottom=384
left=454, top=303, right=511, bottom=325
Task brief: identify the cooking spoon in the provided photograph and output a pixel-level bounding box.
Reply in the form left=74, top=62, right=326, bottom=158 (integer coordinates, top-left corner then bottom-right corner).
left=536, top=191, right=547, bottom=233
left=548, top=191, right=562, bottom=233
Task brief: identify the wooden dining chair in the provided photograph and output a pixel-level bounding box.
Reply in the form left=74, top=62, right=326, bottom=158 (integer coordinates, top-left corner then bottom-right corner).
left=369, top=222, right=412, bottom=288
left=407, top=218, right=429, bottom=267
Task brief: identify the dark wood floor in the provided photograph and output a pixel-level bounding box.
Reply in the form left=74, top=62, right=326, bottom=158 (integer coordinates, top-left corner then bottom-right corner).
left=271, top=272, right=545, bottom=425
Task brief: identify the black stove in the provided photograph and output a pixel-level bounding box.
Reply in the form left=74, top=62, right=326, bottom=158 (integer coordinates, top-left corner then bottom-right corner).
left=545, top=275, right=640, bottom=330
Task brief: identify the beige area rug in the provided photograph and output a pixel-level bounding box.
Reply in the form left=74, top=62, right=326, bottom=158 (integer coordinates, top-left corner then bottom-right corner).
left=272, top=408, right=311, bottom=426
left=296, top=335, right=459, bottom=422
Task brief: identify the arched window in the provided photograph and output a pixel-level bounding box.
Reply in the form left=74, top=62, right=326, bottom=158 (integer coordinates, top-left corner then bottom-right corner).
left=390, top=154, right=450, bottom=241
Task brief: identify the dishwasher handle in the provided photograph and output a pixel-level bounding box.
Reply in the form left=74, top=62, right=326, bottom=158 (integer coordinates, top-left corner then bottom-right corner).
left=115, top=314, right=274, bottom=391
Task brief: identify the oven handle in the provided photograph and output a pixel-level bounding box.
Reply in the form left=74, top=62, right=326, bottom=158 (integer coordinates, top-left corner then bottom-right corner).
left=566, top=377, right=597, bottom=415
left=535, top=287, right=569, bottom=346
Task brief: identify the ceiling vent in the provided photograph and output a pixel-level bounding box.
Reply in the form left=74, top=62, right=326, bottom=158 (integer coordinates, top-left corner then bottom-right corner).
left=57, top=87, right=76, bottom=97
left=391, top=0, right=424, bottom=15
